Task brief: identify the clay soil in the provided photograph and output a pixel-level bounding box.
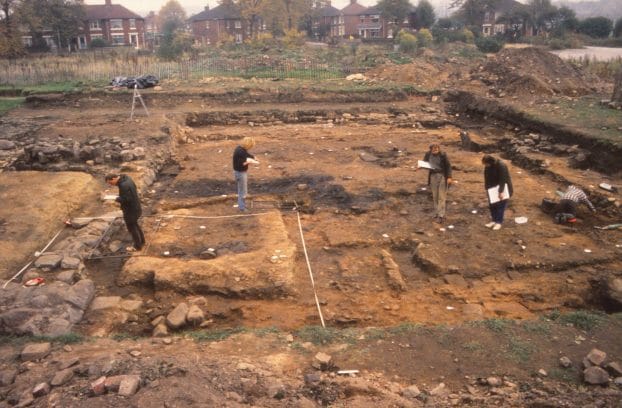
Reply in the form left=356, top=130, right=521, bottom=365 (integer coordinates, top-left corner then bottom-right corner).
left=1, top=45, right=622, bottom=407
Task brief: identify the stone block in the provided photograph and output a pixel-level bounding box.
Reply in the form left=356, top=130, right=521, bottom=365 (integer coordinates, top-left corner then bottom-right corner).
left=21, top=343, right=51, bottom=361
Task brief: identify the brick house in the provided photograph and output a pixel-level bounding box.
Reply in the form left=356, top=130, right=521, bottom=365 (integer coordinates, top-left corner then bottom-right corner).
left=481, top=0, right=528, bottom=37
left=341, top=0, right=367, bottom=38
left=80, top=0, right=145, bottom=49
left=312, top=3, right=342, bottom=40
left=189, top=4, right=255, bottom=45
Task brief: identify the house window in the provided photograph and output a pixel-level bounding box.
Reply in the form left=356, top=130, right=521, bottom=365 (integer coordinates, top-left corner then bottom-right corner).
left=90, top=20, right=101, bottom=30
left=22, top=36, right=33, bottom=47
left=225, top=21, right=230, bottom=29
left=235, top=33, right=243, bottom=43
left=110, top=19, right=123, bottom=30
left=91, top=34, right=103, bottom=40
left=371, top=15, right=379, bottom=23
left=234, top=20, right=241, bottom=29
left=339, top=16, right=344, bottom=24
left=111, top=34, right=125, bottom=45
left=205, top=21, right=210, bottom=29
left=43, top=35, right=56, bottom=48
left=129, top=19, right=136, bottom=29
left=360, top=16, right=365, bottom=23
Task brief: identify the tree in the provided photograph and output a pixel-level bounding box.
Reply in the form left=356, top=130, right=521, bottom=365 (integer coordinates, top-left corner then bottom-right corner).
left=414, top=0, right=435, bottom=29
left=614, top=17, right=622, bottom=38
left=527, top=0, right=558, bottom=36
left=454, top=0, right=499, bottom=27
left=16, top=0, right=84, bottom=52
left=0, top=0, right=26, bottom=57
left=578, top=16, right=613, bottom=38
left=377, top=0, right=413, bottom=26
left=157, top=0, right=187, bottom=59
left=157, top=0, right=186, bottom=32
left=612, top=67, right=622, bottom=105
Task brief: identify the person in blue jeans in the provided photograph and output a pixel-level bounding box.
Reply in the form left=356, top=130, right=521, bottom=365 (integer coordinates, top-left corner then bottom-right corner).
left=482, top=154, right=513, bottom=231
left=232, top=137, right=259, bottom=211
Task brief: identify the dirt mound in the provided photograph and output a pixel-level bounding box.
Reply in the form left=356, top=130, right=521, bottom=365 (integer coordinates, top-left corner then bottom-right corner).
left=476, top=47, right=598, bottom=97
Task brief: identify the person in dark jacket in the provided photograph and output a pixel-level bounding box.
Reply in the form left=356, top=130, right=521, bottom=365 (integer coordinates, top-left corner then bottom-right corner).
left=232, top=137, right=259, bottom=211
left=419, top=143, right=453, bottom=223
left=105, top=174, right=145, bottom=251
left=482, top=155, right=513, bottom=231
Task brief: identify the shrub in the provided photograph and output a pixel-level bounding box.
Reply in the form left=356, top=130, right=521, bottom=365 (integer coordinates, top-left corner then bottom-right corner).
left=248, top=32, right=275, bottom=49
left=462, top=28, right=475, bottom=44
left=90, top=38, right=107, bottom=48
left=283, top=29, right=306, bottom=48
left=397, top=30, right=417, bottom=53
left=578, top=17, right=613, bottom=38
left=417, top=28, right=433, bottom=48
left=475, top=36, right=504, bottom=53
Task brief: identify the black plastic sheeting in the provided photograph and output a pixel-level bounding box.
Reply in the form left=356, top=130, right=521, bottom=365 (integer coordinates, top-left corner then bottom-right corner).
left=110, top=75, right=159, bottom=89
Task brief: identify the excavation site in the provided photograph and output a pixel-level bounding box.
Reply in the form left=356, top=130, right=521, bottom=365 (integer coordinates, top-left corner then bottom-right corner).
left=1, top=47, right=622, bottom=407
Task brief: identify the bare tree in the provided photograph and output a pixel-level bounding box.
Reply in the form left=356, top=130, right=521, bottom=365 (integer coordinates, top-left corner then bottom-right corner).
left=613, top=68, right=622, bottom=105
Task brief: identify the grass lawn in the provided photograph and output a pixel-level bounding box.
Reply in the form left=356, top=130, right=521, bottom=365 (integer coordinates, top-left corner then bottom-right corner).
left=0, top=98, right=25, bottom=115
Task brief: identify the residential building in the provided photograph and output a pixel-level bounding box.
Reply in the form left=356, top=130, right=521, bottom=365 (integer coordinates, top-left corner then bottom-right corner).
left=81, top=0, right=145, bottom=49
left=189, top=4, right=259, bottom=45
left=356, top=5, right=385, bottom=39
left=313, top=3, right=341, bottom=40
left=341, top=0, right=367, bottom=38
left=481, top=0, right=528, bottom=37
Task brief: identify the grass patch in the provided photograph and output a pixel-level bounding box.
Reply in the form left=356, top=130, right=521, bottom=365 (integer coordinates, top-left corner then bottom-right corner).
left=549, top=367, right=580, bottom=384
left=21, top=81, right=84, bottom=95
left=111, top=333, right=141, bottom=342
left=522, top=319, right=552, bottom=335
left=462, top=341, right=484, bottom=352
left=0, top=97, right=25, bottom=115
left=524, top=97, right=622, bottom=144
left=364, top=327, right=387, bottom=340
left=254, top=326, right=280, bottom=337
left=508, top=337, right=533, bottom=363
left=477, top=318, right=512, bottom=333
left=294, top=326, right=342, bottom=345
left=0, top=332, right=85, bottom=346
left=387, top=322, right=421, bottom=335
left=557, top=310, right=605, bottom=331
left=188, top=327, right=246, bottom=342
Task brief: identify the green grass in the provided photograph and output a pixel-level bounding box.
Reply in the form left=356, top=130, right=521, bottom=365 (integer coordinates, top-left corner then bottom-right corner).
left=522, top=319, right=552, bottom=335
left=111, top=332, right=140, bottom=342
left=387, top=322, right=421, bottom=335
left=254, top=326, right=280, bottom=337
left=557, top=310, right=606, bottom=331
left=0, top=332, right=85, bottom=346
left=476, top=318, right=512, bottom=333
left=524, top=96, right=622, bottom=145
left=508, top=337, right=533, bottom=363
left=294, top=326, right=342, bottom=345
left=20, top=81, right=84, bottom=95
left=188, top=327, right=246, bottom=342
left=0, top=97, right=25, bottom=115
left=549, top=367, right=580, bottom=384
left=462, top=341, right=484, bottom=352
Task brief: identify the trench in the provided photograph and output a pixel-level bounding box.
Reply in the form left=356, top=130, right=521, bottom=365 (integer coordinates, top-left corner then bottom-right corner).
left=4, top=95, right=621, bottom=340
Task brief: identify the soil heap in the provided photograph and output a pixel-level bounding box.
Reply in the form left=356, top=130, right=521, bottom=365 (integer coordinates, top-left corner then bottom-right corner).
left=473, top=47, right=600, bottom=97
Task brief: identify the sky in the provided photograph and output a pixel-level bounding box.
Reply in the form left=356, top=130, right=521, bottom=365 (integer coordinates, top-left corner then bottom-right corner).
left=84, top=0, right=585, bottom=19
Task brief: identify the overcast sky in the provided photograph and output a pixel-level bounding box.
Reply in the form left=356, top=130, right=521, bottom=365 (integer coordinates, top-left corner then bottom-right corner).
left=85, top=0, right=583, bottom=19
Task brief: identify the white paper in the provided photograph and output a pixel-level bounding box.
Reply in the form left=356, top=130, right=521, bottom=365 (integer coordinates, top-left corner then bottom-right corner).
left=487, top=184, right=510, bottom=204
left=246, top=158, right=259, bottom=164
left=103, top=195, right=118, bottom=201
left=417, top=160, right=434, bottom=169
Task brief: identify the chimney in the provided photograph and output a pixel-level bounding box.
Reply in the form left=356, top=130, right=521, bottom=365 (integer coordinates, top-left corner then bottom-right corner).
left=105, top=0, right=111, bottom=5
left=350, top=0, right=356, bottom=4
left=205, top=5, right=210, bottom=11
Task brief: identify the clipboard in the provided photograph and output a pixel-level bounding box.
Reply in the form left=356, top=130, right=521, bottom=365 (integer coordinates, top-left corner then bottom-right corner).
left=417, top=160, right=434, bottom=170
left=487, top=184, right=510, bottom=204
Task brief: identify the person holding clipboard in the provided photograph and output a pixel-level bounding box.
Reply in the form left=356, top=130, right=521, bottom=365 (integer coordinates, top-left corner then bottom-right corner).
left=417, top=143, right=453, bottom=224
left=482, top=154, right=513, bottom=231
left=233, top=137, right=259, bottom=212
